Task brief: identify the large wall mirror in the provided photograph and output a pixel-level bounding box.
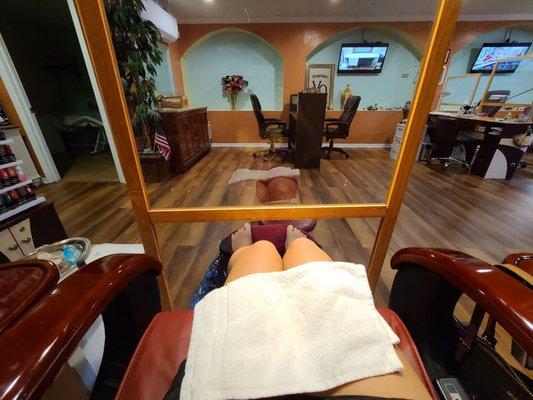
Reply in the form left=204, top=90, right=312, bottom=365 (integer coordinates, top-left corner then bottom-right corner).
left=75, top=0, right=472, bottom=307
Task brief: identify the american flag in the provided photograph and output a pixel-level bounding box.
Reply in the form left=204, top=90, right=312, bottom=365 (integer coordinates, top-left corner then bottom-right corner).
left=154, top=122, right=172, bottom=161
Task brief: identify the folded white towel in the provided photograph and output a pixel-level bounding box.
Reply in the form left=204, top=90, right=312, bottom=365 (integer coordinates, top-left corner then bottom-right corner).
left=181, top=261, right=403, bottom=400
left=228, top=167, right=300, bottom=185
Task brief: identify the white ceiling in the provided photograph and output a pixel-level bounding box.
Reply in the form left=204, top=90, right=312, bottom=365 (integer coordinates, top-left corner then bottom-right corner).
left=156, top=0, right=533, bottom=24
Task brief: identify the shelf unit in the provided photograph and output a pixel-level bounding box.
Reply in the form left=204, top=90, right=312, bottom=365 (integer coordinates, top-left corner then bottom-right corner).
left=0, top=196, right=45, bottom=223
left=0, top=180, right=32, bottom=195
left=0, top=159, right=23, bottom=170
left=0, top=156, right=42, bottom=222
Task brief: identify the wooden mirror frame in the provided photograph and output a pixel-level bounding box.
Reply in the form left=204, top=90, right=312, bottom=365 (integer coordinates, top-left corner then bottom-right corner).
left=73, top=0, right=462, bottom=309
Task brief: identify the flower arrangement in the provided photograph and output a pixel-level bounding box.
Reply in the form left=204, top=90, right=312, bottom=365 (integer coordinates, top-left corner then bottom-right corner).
left=221, top=75, right=248, bottom=110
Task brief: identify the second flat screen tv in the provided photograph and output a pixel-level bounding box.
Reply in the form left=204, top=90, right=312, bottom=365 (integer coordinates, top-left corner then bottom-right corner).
left=470, top=42, right=531, bottom=73
left=338, top=43, right=389, bottom=73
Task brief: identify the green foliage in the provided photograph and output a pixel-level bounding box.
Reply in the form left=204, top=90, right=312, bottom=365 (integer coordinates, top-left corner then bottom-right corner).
left=105, top=0, right=163, bottom=143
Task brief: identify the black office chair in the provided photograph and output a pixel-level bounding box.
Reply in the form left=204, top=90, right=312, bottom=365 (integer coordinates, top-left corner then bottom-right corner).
left=477, top=90, right=510, bottom=117
left=322, top=95, right=361, bottom=159
left=250, top=94, right=288, bottom=160
left=426, top=116, right=481, bottom=170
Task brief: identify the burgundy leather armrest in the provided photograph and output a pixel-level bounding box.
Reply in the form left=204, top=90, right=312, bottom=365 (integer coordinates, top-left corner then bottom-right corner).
left=116, top=310, right=194, bottom=400
left=391, top=247, right=533, bottom=356
left=0, top=254, right=161, bottom=400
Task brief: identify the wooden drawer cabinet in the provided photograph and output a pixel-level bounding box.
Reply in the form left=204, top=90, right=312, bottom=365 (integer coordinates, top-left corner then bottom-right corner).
left=0, top=229, right=24, bottom=261
left=160, top=107, right=210, bottom=174
left=11, top=218, right=35, bottom=255
left=0, top=201, right=67, bottom=264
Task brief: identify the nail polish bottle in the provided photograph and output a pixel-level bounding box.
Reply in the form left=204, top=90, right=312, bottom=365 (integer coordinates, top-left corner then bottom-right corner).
left=15, top=166, right=26, bottom=183
left=10, top=189, right=21, bottom=205
left=0, top=168, right=8, bottom=188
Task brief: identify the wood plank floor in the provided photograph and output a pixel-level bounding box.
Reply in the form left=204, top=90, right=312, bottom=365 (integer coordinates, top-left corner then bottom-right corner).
left=38, top=148, right=533, bottom=309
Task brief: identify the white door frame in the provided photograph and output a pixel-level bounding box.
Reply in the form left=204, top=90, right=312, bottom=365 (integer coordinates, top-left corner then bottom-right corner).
left=0, top=35, right=61, bottom=183
left=66, top=0, right=125, bottom=183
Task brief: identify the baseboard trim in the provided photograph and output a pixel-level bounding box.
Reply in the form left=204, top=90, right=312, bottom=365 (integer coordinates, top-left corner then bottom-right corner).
left=211, top=142, right=391, bottom=149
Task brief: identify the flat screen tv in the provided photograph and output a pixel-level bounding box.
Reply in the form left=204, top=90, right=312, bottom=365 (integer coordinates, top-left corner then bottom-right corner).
left=337, top=43, right=389, bottom=73
left=470, top=42, right=531, bottom=73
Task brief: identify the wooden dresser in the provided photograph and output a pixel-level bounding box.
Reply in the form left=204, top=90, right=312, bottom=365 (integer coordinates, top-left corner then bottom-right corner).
left=159, top=107, right=210, bottom=174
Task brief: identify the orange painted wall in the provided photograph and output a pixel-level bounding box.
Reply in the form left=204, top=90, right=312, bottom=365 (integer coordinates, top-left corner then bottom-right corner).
left=207, top=110, right=402, bottom=143
left=169, top=20, right=524, bottom=144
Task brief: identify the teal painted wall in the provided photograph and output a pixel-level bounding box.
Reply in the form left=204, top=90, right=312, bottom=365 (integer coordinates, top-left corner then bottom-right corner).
left=182, top=30, right=283, bottom=110
left=154, top=44, right=175, bottom=96
left=447, top=26, right=533, bottom=105
left=307, top=27, right=420, bottom=110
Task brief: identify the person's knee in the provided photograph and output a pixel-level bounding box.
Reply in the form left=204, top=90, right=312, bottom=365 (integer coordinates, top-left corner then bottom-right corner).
left=252, top=240, right=278, bottom=254
left=288, top=237, right=314, bottom=251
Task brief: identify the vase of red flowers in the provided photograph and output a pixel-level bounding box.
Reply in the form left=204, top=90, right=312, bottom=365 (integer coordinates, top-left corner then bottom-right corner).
left=221, top=75, right=248, bottom=110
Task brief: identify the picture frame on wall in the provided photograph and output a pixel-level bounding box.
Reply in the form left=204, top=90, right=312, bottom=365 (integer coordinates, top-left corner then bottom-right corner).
left=305, top=64, right=335, bottom=109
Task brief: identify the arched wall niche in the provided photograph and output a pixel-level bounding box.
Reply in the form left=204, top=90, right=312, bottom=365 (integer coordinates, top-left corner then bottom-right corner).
left=182, top=28, right=284, bottom=110
left=306, top=25, right=423, bottom=110
left=447, top=24, right=533, bottom=105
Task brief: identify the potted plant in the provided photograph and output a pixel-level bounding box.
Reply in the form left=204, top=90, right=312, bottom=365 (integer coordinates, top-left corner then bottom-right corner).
left=106, top=0, right=172, bottom=182
left=221, top=75, right=248, bottom=110
left=106, top=0, right=163, bottom=151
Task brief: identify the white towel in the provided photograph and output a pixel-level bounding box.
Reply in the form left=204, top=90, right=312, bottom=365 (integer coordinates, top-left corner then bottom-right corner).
left=181, top=261, right=403, bottom=400
left=228, top=167, right=300, bottom=185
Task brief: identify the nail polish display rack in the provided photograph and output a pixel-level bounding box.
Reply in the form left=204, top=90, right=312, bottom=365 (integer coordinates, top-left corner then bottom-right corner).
left=0, top=138, right=45, bottom=222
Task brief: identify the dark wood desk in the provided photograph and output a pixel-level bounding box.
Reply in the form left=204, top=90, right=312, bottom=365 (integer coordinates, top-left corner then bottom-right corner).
left=288, top=93, right=327, bottom=169
left=428, top=111, right=531, bottom=179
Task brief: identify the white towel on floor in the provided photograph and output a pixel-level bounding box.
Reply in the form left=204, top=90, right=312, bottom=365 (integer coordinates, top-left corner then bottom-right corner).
left=228, top=167, right=300, bottom=185
left=180, top=261, right=403, bottom=400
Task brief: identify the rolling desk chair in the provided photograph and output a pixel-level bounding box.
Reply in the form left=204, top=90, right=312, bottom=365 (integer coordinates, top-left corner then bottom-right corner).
left=426, top=116, right=481, bottom=170
left=477, top=90, right=510, bottom=117
left=250, top=94, right=289, bottom=160
left=322, top=95, right=361, bottom=159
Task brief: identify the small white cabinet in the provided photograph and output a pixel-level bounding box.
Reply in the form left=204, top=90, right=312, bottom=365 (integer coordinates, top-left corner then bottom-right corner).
left=0, top=228, right=24, bottom=261
left=10, top=218, right=35, bottom=255
left=390, top=122, right=428, bottom=161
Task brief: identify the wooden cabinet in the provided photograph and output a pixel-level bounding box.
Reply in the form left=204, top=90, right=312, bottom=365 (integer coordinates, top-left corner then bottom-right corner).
left=0, top=201, right=67, bottom=264
left=0, top=229, right=24, bottom=261
left=159, top=107, right=210, bottom=174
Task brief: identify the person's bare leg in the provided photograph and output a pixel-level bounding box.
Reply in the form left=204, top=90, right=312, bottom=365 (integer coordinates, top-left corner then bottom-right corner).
left=226, top=224, right=283, bottom=284
left=282, top=225, right=332, bottom=270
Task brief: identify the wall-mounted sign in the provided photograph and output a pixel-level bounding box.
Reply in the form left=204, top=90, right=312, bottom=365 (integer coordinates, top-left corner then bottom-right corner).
left=305, top=64, right=335, bottom=109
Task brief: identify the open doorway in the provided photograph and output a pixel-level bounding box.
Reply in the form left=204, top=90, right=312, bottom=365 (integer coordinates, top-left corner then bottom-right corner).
left=0, top=0, right=118, bottom=182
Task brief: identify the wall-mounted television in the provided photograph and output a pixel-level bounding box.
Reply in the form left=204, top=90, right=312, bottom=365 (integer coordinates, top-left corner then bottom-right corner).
left=470, top=42, right=531, bottom=74
left=337, top=43, right=389, bottom=74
